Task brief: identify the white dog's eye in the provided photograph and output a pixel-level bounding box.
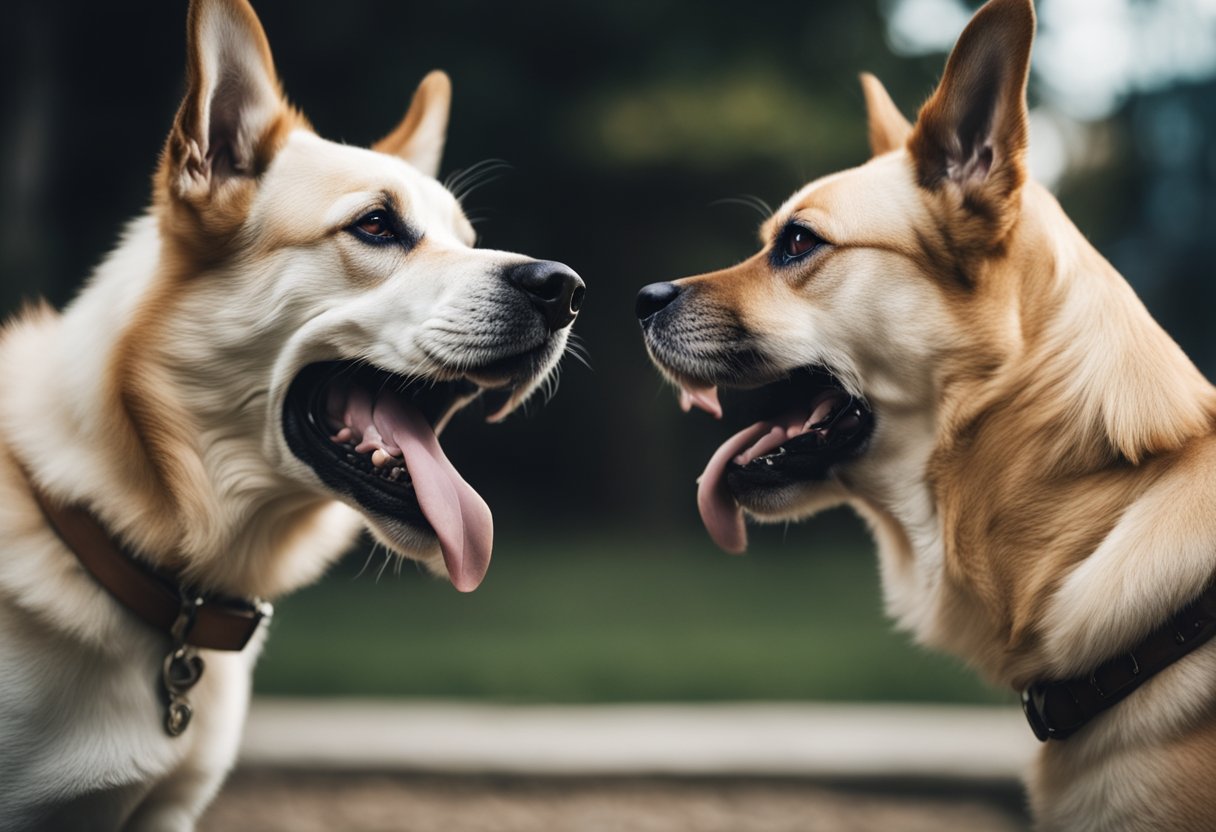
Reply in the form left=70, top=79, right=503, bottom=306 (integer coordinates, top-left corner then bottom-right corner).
left=781, top=225, right=824, bottom=261
left=350, top=211, right=398, bottom=243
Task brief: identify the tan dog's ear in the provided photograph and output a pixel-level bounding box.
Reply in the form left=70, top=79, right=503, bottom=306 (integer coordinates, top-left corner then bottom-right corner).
left=908, top=0, right=1035, bottom=235
left=374, top=71, right=452, bottom=179
left=163, top=0, right=294, bottom=206
left=860, top=73, right=912, bottom=157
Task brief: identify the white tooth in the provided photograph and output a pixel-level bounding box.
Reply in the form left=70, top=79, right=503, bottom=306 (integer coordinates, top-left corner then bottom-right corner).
left=371, top=449, right=391, bottom=468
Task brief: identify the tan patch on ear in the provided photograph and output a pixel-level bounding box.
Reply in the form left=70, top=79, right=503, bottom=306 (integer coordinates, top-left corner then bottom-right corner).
left=155, top=0, right=313, bottom=263
left=155, top=105, right=310, bottom=265
left=374, top=70, right=451, bottom=178
left=860, top=73, right=912, bottom=157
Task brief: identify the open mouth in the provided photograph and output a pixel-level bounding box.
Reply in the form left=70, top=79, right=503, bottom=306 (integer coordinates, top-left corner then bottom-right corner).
left=679, top=367, right=874, bottom=554
left=282, top=361, right=497, bottom=591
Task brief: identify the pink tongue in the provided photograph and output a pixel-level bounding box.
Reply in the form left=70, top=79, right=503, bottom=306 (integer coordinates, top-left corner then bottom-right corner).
left=679, top=384, right=722, bottom=419
left=349, top=390, right=493, bottom=592
left=696, top=422, right=770, bottom=554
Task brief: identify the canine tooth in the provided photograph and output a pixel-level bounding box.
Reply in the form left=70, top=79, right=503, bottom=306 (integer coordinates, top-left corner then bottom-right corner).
left=371, top=449, right=391, bottom=468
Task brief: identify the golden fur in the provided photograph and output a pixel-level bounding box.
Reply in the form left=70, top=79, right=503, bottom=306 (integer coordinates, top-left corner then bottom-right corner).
left=642, top=0, right=1216, bottom=827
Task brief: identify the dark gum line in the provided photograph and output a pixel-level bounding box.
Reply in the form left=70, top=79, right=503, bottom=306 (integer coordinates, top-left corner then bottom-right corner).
left=733, top=396, right=870, bottom=472
left=331, top=441, right=414, bottom=487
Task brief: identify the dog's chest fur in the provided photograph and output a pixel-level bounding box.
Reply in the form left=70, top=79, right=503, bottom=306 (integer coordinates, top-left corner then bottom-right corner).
left=0, top=219, right=290, bottom=828
left=0, top=496, right=260, bottom=829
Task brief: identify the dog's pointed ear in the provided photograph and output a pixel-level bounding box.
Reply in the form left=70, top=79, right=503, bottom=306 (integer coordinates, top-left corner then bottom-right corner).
left=163, top=0, right=295, bottom=206
left=860, top=73, right=912, bottom=157
left=908, top=0, right=1035, bottom=229
left=373, top=71, right=452, bottom=179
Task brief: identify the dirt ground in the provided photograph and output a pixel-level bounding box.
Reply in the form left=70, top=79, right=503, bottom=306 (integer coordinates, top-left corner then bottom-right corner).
left=202, top=770, right=1027, bottom=832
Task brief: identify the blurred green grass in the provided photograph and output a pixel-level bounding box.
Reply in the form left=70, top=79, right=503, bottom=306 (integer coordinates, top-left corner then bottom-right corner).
left=254, top=516, right=1011, bottom=705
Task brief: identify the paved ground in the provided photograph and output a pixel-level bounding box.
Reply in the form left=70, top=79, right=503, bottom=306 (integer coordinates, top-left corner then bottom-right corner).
left=202, top=700, right=1034, bottom=831
left=203, top=770, right=1027, bottom=832
left=238, top=699, right=1037, bottom=780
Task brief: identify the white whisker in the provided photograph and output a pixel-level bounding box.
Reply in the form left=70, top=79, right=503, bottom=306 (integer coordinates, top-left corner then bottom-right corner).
left=710, top=194, right=774, bottom=221
left=352, top=541, right=381, bottom=581
left=374, top=548, right=394, bottom=583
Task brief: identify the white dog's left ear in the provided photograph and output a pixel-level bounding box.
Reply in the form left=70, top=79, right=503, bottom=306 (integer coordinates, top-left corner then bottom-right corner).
left=909, top=0, right=1035, bottom=229
left=374, top=71, right=452, bottom=178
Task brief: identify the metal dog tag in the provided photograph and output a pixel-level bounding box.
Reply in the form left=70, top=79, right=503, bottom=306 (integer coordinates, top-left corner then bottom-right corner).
left=165, top=698, right=194, bottom=737
left=162, top=645, right=205, bottom=737
left=160, top=596, right=207, bottom=737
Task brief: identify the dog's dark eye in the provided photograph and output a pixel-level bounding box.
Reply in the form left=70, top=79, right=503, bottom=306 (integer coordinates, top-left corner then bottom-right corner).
left=350, top=211, right=397, bottom=242
left=781, top=225, right=824, bottom=261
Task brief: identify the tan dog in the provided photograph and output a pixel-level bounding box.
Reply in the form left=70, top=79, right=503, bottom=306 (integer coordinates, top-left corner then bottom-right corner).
left=0, top=0, right=582, bottom=828
left=638, top=0, right=1216, bottom=828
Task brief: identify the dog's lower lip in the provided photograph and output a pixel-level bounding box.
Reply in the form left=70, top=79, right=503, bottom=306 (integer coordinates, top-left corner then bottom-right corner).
left=464, top=340, right=554, bottom=387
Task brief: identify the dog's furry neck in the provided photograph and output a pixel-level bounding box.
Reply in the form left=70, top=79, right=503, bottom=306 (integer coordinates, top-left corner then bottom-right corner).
left=915, top=183, right=1216, bottom=687
left=1, top=215, right=360, bottom=601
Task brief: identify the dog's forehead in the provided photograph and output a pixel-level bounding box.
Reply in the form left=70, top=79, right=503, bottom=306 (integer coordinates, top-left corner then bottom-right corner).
left=253, top=130, right=471, bottom=244
left=770, top=152, right=926, bottom=249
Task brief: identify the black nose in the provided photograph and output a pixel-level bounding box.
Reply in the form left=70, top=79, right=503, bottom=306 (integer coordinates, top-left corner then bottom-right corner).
left=507, top=260, right=585, bottom=331
left=635, top=282, right=681, bottom=323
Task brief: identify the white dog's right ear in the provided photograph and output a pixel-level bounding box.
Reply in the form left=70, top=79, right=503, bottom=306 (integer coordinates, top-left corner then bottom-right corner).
left=163, top=0, right=296, bottom=211
left=373, top=71, right=452, bottom=179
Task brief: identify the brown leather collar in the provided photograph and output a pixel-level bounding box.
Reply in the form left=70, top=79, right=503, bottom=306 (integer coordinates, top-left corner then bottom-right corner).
left=27, top=474, right=270, bottom=652
left=1022, top=581, right=1216, bottom=741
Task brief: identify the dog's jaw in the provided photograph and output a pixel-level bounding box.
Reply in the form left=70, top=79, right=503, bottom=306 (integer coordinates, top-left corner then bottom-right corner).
left=24, top=126, right=579, bottom=602
left=221, top=131, right=580, bottom=594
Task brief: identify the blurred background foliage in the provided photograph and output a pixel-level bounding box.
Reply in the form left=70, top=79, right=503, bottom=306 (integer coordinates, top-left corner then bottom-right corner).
left=1, top=0, right=1213, bottom=703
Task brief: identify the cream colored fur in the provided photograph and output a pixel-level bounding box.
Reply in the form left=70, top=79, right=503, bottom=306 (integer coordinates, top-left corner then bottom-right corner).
left=0, top=1, right=571, bottom=828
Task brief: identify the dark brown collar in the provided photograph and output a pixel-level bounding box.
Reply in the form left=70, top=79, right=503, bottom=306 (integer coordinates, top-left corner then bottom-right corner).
left=1022, top=582, right=1216, bottom=741
left=27, top=474, right=270, bottom=652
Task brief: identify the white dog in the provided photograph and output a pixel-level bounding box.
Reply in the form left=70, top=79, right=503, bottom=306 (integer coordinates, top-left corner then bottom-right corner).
left=0, top=0, right=583, bottom=828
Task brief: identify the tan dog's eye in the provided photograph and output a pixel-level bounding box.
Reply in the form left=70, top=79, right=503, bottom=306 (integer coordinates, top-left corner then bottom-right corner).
left=780, top=225, right=824, bottom=261
left=350, top=211, right=398, bottom=243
